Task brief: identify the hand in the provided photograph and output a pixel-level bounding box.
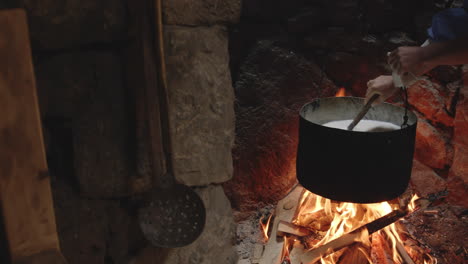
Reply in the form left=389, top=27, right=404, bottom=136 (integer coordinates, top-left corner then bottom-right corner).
left=365, top=75, right=398, bottom=105
left=388, top=46, right=428, bottom=75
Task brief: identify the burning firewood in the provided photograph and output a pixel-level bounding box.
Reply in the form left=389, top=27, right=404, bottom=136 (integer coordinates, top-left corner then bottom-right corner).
left=300, top=232, right=325, bottom=249
left=300, top=209, right=408, bottom=263
left=256, top=188, right=444, bottom=264
left=396, top=241, right=416, bottom=264
left=371, top=232, right=395, bottom=264
left=293, top=209, right=333, bottom=231
left=338, top=244, right=371, bottom=264
left=401, top=237, right=432, bottom=264
left=277, top=220, right=312, bottom=237
left=300, top=191, right=442, bottom=264
left=300, top=224, right=371, bottom=263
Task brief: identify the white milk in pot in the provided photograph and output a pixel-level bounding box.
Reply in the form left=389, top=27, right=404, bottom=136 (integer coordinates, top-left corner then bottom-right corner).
left=322, top=120, right=400, bottom=132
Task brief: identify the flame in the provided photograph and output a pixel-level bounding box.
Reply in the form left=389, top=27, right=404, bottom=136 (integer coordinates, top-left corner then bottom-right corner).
left=280, top=236, right=292, bottom=264
left=260, top=213, right=273, bottom=242
left=335, top=87, right=346, bottom=97
left=408, top=194, right=420, bottom=212
left=293, top=190, right=436, bottom=264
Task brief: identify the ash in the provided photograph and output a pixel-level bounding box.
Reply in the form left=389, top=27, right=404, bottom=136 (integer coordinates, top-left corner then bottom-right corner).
left=235, top=204, right=276, bottom=264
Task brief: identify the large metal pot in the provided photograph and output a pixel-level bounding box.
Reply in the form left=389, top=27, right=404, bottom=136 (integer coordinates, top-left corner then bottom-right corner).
left=296, top=97, right=417, bottom=203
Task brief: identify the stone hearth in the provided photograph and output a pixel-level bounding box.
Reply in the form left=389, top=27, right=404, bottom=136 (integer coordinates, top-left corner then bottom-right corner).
left=1, top=0, right=466, bottom=263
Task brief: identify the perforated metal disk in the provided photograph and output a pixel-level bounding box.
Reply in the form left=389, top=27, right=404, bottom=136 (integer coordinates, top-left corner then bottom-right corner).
left=138, top=184, right=206, bottom=248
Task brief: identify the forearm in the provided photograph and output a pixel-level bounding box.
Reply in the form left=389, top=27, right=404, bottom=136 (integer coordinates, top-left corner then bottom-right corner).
left=422, top=37, right=468, bottom=68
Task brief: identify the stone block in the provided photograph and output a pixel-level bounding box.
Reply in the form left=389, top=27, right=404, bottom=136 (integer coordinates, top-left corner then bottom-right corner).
left=447, top=174, right=468, bottom=208
left=408, top=79, right=454, bottom=127
left=17, top=0, right=126, bottom=49
left=163, top=0, right=241, bottom=26
left=414, top=119, right=451, bottom=170
left=453, top=88, right=468, bottom=147
left=428, top=65, right=462, bottom=85
left=130, top=186, right=238, bottom=264
left=451, top=137, right=468, bottom=184
left=449, top=146, right=468, bottom=184
left=164, top=26, right=235, bottom=186
left=410, top=159, right=446, bottom=197
left=446, top=85, right=468, bottom=207
left=223, top=40, right=338, bottom=212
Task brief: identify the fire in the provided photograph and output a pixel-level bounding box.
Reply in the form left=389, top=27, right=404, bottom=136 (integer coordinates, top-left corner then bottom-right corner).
left=280, top=236, right=292, bottom=264
left=335, top=87, right=346, bottom=97
left=408, top=194, right=420, bottom=212
left=292, top=190, right=437, bottom=264
left=260, top=213, right=273, bottom=242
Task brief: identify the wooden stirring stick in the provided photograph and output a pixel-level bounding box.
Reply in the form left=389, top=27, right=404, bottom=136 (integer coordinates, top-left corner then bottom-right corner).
left=347, top=94, right=380, bottom=131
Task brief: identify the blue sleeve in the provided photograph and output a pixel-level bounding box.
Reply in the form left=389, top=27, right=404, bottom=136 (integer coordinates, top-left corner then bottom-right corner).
left=427, top=6, right=468, bottom=41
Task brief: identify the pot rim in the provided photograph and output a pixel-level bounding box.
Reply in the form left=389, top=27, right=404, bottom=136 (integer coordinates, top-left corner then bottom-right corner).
left=299, top=96, right=418, bottom=133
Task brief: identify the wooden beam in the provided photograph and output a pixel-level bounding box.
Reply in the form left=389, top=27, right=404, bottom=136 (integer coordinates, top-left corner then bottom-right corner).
left=0, top=9, right=66, bottom=263
left=125, top=0, right=165, bottom=192
left=13, top=250, right=66, bottom=264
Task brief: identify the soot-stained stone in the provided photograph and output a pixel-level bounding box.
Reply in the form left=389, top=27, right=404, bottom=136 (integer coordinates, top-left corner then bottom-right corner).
left=446, top=73, right=468, bottom=207
left=408, top=79, right=454, bottom=127
left=223, top=40, right=338, bottom=214
left=410, top=159, right=447, bottom=197
left=163, top=0, right=241, bottom=26
left=414, top=118, right=451, bottom=170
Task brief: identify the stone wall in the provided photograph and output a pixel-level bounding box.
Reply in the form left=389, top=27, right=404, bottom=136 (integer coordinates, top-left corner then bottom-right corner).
left=1, top=0, right=240, bottom=263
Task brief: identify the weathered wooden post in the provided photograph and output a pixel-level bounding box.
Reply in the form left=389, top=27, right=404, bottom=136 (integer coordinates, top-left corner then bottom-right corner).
left=0, top=9, right=67, bottom=264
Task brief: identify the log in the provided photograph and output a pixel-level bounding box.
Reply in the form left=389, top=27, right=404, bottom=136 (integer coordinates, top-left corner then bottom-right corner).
left=396, top=241, right=416, bottom=264
left=300, top=232, right=325, bottom=249
left=13, top=250, right=67, bottom=264
left=293, top=209, right=332, bottom=231
left=0, top=9, right=66, bottom=263
left=300, top=225, right=370, bottom=263
left=338, top=244, right=370, bottom=264
left=258, top=186, right=303, bottom=264
left=301, top=209, right=407, bottom=264
left=366, top=209, right=407, bottom=234
left=277, top=221, right=312, bottom=237
left=405, top=242, right=427, bottom=264
left=371, top=233, right=394, bottom=264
